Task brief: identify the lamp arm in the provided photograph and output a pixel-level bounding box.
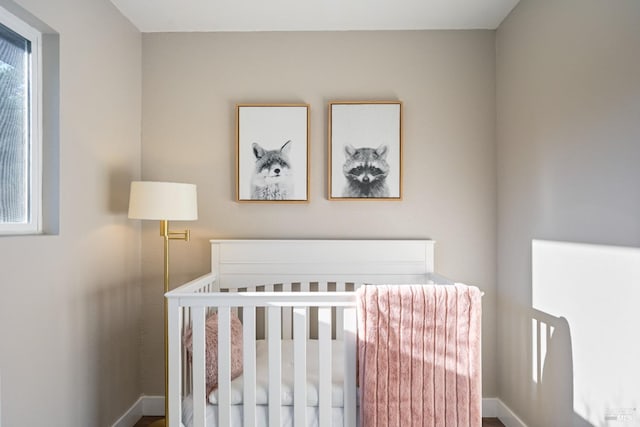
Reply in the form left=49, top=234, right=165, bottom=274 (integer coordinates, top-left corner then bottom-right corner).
left=168, top=229, right=190, bottom=241
left=160, top=220, right=190, bottom=241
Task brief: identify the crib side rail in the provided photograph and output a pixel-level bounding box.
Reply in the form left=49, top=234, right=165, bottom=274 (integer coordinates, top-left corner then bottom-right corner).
left=174, top=291, right=356, bottom=307
left=167, top=282, right=359, bottom=427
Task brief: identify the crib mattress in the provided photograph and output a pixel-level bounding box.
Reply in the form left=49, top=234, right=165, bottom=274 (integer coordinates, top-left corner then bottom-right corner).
left=207, top=339, right=348, bottom=407
left=182, top=396, right=348, bottom=427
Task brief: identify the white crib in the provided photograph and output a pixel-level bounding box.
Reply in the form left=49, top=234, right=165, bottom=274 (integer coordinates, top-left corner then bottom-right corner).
left=165, top=239, right=455, bottom=427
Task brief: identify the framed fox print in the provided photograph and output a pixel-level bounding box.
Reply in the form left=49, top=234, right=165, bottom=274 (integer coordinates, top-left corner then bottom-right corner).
left=328, top=101, right=402, bottom=200
left=236, top=104, right=310, bottom=202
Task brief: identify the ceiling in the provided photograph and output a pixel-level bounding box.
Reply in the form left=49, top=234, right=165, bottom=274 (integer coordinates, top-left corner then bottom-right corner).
left=110, top=0, right=521, bottom=33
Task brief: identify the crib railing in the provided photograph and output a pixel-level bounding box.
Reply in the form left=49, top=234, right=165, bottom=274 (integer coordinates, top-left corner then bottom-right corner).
left=166, top=273, right=359, bottom=427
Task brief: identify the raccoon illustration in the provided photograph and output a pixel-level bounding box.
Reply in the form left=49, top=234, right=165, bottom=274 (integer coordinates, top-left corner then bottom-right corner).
left=342, top=144, right=390, bottom=198
left=250, top=140, right=293, bottom=200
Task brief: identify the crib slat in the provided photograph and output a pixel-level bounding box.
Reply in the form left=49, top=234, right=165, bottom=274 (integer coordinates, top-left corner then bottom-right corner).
left=282, top=282, right=292, bottom=339
left=264, top=284, right=274, bottom=339
left=268, top=306, right=282, bottom=426
left=192, top=306, right=207, bottom=427
left=182, top=307, right=192, bottom=396
left=343, top=307, right=358, bottom=427
left=300, top=281, right=310, bottom=338
left=218, top=306, right=232, bottom=427
left=243, top=306, right=257, bottom=427
left=318, top=307, right=332, bottom=427
left=293, top=307, right=308, bottom=425
left=167, top=297, right=182, bottom=427
left=336, top=281, right=345, bottom=340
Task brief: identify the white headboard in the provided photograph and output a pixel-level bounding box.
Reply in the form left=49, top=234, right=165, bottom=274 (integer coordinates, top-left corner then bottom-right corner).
left=210, top=239, right=447, bottom=288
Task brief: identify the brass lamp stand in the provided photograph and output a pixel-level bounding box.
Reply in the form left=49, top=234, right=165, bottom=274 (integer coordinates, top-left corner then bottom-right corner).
left=149, top=220, right=191, bottom=427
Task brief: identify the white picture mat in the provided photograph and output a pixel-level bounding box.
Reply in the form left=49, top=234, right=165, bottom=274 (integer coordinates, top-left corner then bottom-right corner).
left=238, top=106, right=308, bottom=200
left=330, top=103, right=401, bottom=198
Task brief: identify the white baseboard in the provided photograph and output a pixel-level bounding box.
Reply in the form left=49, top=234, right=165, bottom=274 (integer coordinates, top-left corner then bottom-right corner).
left=483, top=398, right=528, bottom=427
left=114, top=396, right=527, bottom=427
left=111, top=395, right=164, bottom=427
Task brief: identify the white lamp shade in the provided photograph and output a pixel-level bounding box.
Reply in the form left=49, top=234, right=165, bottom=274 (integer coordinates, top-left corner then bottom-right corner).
left=128, top=181, right=198, bottom=221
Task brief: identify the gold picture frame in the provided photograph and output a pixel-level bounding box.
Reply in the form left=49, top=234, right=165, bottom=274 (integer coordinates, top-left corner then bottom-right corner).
left=328, top=100, right=403, bottom=200
left=236, top=103, right=310, bottom=202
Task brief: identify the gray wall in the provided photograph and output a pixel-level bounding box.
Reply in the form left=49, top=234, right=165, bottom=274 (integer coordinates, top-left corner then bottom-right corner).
left=141, top=30, right=498, bottom=396
left=496, top=0, right=640, bottom=425
left=0, top=0, right=142, bottom=425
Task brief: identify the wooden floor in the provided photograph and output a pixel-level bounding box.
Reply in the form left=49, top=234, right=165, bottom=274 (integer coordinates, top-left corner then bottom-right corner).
left=133, top=417, right=162, bottom=427
left=134, top=416, right=505, bottom=426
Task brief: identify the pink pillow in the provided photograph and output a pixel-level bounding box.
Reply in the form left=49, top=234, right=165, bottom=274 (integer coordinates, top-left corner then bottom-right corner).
left=183, top=312, right=243, bottom=396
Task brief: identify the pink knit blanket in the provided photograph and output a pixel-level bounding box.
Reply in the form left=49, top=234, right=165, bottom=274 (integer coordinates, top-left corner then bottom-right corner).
left=357, top=284, right=482, bottom=427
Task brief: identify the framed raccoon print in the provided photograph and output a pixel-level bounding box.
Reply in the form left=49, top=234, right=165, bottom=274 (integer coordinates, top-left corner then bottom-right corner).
left=236, top=104, right=310, bottom=202
left=328, top=101, right=403, bottom=200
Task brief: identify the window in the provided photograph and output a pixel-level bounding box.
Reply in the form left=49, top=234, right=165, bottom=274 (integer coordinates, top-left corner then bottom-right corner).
left=0, top=6, right=41, bottom=234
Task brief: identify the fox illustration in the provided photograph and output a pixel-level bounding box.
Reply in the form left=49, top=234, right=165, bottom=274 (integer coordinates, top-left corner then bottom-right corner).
left=342, top=144, right=390, bottom=198
left=250, top=140, right=293, bottom=200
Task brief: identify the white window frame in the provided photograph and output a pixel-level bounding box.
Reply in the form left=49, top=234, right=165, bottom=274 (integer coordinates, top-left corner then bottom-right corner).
left=0, top=5, right=42, bottom=235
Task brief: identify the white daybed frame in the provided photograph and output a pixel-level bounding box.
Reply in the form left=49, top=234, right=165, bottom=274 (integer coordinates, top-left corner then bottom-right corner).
left=165, top=239, right=452, bottom=427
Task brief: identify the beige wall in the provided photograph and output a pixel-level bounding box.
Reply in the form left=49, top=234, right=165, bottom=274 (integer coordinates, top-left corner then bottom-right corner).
left=496, top=0, right=640, bottom=425
left=0, top=0, right=142, bottom=426
left=141, top=30, right=498, bottom=396
left=0, top=0, right=635, bottom=422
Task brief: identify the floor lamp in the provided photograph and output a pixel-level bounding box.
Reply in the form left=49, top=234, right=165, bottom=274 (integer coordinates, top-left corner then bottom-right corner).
left=128, top=181, right=198, bottom=427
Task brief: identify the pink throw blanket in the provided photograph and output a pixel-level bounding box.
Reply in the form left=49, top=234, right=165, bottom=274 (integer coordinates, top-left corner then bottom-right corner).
left=357, top=284, right=482, bottom=427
